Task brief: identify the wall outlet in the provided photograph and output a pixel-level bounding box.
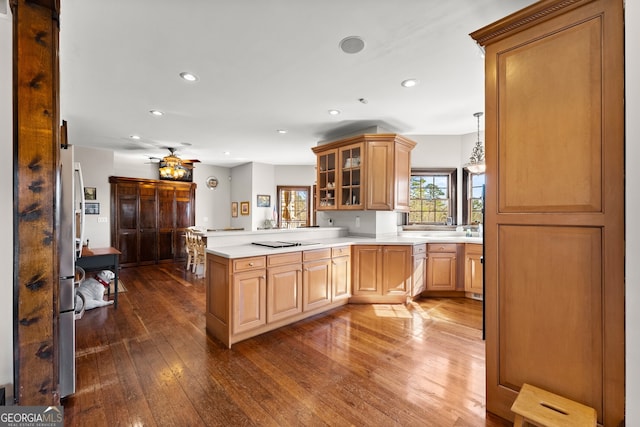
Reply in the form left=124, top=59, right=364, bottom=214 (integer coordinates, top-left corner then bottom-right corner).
left=97, top=217, right=108, bottom=223
left=355, top=216, right=360, bottom=228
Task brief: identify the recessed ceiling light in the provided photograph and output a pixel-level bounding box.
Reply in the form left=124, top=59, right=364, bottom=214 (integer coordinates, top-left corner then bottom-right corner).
left=150, top=109, right=164, bottom=116
left=401, top=79, right=419, bottom=88
left=339, top=36, right=365, bottom=54
left=179, top=72, right=198, bottom=82
left=277, top=129, right=288, bottom=134
left=130, top=135, right=141, bottom=140
left=224, top=151, right=230, bottom=156
left=328, top=109, right=341, bottom=116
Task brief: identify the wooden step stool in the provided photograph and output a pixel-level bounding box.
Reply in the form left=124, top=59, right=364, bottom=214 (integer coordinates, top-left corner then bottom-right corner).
left=511, top=383, right=597, bottom=427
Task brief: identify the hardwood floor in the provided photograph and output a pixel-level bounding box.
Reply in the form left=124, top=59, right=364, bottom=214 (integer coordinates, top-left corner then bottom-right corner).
left=63, top=263, right=510, bottom=426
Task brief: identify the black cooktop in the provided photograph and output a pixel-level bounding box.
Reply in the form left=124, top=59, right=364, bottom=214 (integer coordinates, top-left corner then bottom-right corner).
left=251, top=241, right=302, bottom=248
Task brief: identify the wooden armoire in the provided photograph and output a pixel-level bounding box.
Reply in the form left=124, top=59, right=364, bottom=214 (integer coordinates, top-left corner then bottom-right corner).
left=110, top=176, right=196, bottom=267
left=471, top=0, right=624, bottom=425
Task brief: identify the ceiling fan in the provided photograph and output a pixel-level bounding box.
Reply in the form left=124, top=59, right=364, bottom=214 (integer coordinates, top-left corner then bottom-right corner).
left=156, top=147, right=200, bottom=181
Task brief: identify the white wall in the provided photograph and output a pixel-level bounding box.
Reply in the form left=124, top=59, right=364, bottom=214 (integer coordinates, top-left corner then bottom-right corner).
left=230, top=163, right=253, bottom=230
left=251, top=162, right=276, bottom=230
left=192, top=164, right=232, bottom=229
left=626, top=0, right=639, bottom=424
left=0, top=6, right=13, bottom=394
left=274, top=165, right=315, bottom=186
left=74, top=146, right=114, bottom=248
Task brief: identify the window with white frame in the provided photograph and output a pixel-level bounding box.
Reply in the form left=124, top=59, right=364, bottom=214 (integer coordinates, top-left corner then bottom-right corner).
left=408, top=169, right=457, bottom=225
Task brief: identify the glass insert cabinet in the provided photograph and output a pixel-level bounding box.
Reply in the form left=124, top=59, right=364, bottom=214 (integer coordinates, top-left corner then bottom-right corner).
left=312, top=134, right=416, bottom=212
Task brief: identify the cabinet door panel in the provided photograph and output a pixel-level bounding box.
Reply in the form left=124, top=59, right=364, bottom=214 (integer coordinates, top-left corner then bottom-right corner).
left=116, top=231, right=138, bottom=266
left=158, top=186, right=175, bottom=229
left=267, top=264, right=302, bottom=322
left=303, top=260, right=331, bottom=311
left=158, top=230, right=174, bottom=262
left=332, top=255, right=351, bottom=301
left=412, top=254, right=426, bottom=296
left=117, top=197, right=137, bottom=230
left=382, top=246, right=410, bottom=295
left=394, top=142, right=412, bottom=211
left=139, top=230, right=157, bottom=264
left=366, top=140, right=393, bottom=210
left=464, top=245, right=483, bottom=295
left=233, top=270, right=266, bottom=334
left=427, top=253, right=456, bottom=290
left=352, top=246, right=382, bottom=294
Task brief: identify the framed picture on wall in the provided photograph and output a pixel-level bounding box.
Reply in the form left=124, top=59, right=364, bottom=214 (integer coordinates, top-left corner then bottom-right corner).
left=257, top=194, right=270, bottom=207
left=240, top=201, right=250, bottom=216
left=231, top=202, right=238, bottom=218
left=85, top=202, right=100, bottom=215
left=84, top=187, right=96, bottom=200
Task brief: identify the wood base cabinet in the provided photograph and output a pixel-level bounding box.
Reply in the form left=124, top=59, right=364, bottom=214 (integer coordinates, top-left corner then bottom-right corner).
left=464, top=244, right=483, bottom=297
left=267, top=253, right=303, bottom=323
left=411, top=244, right=427, bottom=297
left=331, top=246, right=351, bottom=302
left=471, top=0, right=624, bottom=424
left=206, top=249, right=350, bottom=348
left=426, top=244, right=458, bottom=291
left=350, top=245, right=411, bottom=303
left=303, top=249, right=332, bottom=311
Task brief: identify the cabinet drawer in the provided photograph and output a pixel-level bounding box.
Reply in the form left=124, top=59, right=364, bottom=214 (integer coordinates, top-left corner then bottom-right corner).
left=427, top=243, right=457, bottom=253
left=233, top=256, right=266, bottom=272
left=412, top=244, right=426, bottom=255
left=267, top=252, right=302, bottom=267
left=303, top=248, right=331, bottom=261
left=331, top=246, right=350, bottom=258
left=465, top=243, right=483, bottom=255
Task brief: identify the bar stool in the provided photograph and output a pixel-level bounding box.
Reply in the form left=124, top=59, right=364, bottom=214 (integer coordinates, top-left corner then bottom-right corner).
left=511, top=383, right=597, bottom=427
left=184, top=229, right=196, bottom=272
left=192, top=233, right=206, bottom=277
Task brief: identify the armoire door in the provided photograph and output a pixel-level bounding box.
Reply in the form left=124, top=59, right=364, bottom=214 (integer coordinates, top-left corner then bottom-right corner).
left=471, top=1, right=624, bottom=425
left=138, top=183, right=158, bottom=265
left=114, top=181, right=139, bottom=266
left=175, top=186, right=193, bottom=261
left=158, top=185, right=176, bottom=262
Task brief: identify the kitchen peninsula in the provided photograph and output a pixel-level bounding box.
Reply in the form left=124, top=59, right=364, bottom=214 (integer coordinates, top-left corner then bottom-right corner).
left=205, top=227, right=482, bottom=347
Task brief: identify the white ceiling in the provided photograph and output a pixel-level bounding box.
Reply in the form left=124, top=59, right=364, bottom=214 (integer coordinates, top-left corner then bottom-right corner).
left=59, top=0, right=536, bottom=167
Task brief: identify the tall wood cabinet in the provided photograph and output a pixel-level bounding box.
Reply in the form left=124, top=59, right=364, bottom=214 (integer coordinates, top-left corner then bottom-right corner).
left=110, top=176, right=196, bottom=267
left=312, top=134, right=416, bottom=211
left=471, top=1, right=624, bottom=425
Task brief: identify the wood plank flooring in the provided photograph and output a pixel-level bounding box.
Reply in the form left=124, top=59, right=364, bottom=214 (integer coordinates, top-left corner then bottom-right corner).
left=63, top=263, right=510, bottom=426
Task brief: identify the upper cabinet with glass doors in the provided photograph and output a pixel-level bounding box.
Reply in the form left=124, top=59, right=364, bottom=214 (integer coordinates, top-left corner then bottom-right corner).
left=317, top=149, right=337, bottom=209
left=312, top=134, right=416, bottom=212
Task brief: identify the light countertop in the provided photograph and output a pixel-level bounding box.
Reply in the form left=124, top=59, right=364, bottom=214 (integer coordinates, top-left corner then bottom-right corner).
left=207, top=234, right=483, bottom=259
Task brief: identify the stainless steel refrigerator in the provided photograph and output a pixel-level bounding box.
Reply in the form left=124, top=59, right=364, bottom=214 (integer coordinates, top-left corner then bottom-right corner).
left=58, top=142, right=84, bottom=398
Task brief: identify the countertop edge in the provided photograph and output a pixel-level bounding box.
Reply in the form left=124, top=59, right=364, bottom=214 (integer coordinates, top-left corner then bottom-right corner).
left=207, top=236, right=483, bottom=259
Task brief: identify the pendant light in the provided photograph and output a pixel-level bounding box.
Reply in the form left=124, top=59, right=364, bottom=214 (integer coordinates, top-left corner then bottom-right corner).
left=465, top=112, right=486, bottom=174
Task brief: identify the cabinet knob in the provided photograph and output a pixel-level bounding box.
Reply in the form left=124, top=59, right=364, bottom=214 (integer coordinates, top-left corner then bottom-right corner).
left=249, top=262, right=254, bottom=266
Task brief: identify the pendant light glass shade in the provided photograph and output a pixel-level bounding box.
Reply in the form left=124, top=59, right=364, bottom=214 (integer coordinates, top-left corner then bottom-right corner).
left=465, top=112, right=485, bottom=173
